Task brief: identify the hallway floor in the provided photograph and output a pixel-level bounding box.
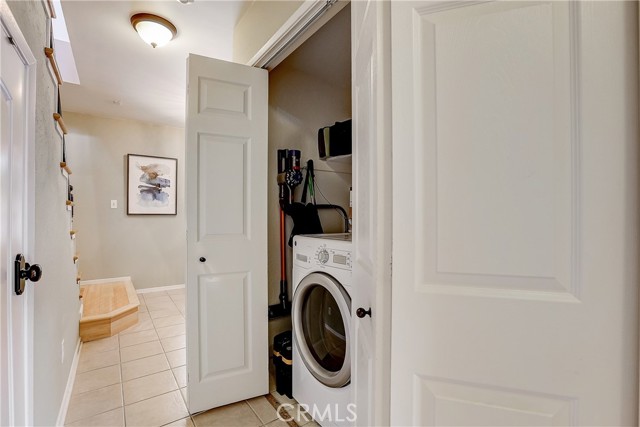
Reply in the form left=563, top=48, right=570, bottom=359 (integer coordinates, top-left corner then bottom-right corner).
left=65, top=288, right=316, bottom=427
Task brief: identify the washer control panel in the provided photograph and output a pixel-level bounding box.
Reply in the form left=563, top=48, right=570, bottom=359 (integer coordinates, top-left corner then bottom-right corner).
left=317, top=249, right=330, bottom=264
left=314, top=244, right=351, bottom=269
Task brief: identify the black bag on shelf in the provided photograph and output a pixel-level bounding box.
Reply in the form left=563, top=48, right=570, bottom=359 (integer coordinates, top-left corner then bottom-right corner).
left=318, top=119, right=352, bottom=158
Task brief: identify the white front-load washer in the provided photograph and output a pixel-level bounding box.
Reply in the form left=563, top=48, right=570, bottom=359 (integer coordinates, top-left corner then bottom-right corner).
left=292, top=234, right=354, bottom=427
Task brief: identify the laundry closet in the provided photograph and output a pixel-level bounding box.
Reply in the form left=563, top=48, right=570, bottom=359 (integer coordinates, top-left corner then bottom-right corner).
left=266, top=4, right=352, bottom=347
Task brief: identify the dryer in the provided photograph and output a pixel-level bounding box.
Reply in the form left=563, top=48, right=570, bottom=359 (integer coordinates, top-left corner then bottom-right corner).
left=292, top=234, right=354, bottom=427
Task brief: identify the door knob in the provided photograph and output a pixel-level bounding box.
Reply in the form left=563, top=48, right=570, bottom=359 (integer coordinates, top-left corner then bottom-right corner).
left=14, top=254, right=42, bottom=295
left=199, top=257, right=206, bottom=263
left=356, top=307, right=372, bottom=318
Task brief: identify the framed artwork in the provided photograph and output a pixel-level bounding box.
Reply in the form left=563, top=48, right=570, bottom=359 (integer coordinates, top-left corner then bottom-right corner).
left=127, top=154, right=177, bottom=215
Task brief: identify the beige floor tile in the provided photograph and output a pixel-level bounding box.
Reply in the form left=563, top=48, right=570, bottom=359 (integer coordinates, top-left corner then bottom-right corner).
left=169, top=295, right=185, bottom=304
left=119, top=318, right=155, bottom=336
left=123, top=370, right=178, bottom=405
left=66, top=407, right=124, bottom=427
left=147, top=300, right=178, bottom=312
left=121, top=340, right=164, bottom=363
left=246, top=396, right=279, bottom=424
left=167, top=288, right=185, bottom=296
left=161, top=334, right=186, bottom=352
left=270, top=391, right=296, bottom=406
left=150, top=308, right=182, bottom=319
left=143, top=291, right=170, bottom=300
left=125, top=390, right=188, bottom=427
left=122, top=353, right=170, bottom=382
left=157, top=324, right=186, bottom=339
left=77, top=349, right=120, bottom=374
left=192, top=401, right=261, bottom=427
left=180, top=388, right=188, bottom=406
left=65, top=384, right=123, bottom=424
left=174, top=301, right=186, bottom=312
left=72, top=365, right=121, bottom=395
left=152, top=314, right=185, bottom=329
left=139, top=304, right=148, bottom=313
left=145, top=295, right=173, bottom=307
left=166, top=348, right=186, bottom=368
left=82, top=335, right=119, bottom=354
left=172, top=366, right=187, bottom=388
left=263, top=419, right=290, bottom=427
left=290, top=404, right=314, bottom=426
left=119, top=329, right=159, bottom=348
left=163, top=417, right=194, bottom=427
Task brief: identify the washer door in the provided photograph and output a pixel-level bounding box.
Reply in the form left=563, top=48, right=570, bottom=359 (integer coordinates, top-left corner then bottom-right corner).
left=292, top=272, right=351, bottom=388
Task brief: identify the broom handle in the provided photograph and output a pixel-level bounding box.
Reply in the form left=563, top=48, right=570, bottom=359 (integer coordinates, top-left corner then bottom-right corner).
left=279, top=207, right=287, bottom=280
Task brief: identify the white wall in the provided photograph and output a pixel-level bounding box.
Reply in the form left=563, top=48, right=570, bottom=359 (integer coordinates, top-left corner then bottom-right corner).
left=65, top=113, right=186, bottom=290
left=7, top=2, right=81, bottom=425
left=267, top=6, right=351, bottom=337
left=233, top=0, right=303, bottom=64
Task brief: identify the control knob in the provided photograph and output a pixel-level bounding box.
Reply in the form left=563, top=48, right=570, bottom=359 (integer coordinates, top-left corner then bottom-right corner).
left=317, top=249, right=329, bottom=264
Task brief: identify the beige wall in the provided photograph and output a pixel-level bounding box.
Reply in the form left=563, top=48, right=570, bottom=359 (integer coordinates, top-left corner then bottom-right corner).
left=233, top=0, right=303, bottom=64
left=267, top=6, right=351, bottom=339
left=65, top=113, right=186, bottom=290
left=7, top=1, right=81, bottom=425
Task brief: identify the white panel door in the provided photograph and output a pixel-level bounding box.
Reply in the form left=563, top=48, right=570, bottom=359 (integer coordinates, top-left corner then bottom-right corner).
left=391, top=1, right=638, bottom=425
left=185, top=54, right=268, bottom=413
left=351, top=1, right=392, bottom=426
left=0, top=5, right=36, bottom=426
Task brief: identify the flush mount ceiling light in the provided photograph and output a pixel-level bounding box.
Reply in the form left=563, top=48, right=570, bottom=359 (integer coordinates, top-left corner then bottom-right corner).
left=130, top=13, right=177, bottom=48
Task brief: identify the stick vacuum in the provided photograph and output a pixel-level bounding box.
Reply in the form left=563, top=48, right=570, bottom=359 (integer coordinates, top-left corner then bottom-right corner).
left=268, top=149, right=302, bottom=320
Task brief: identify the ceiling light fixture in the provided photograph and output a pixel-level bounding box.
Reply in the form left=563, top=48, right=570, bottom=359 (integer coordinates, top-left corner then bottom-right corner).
left=130, top=13, right=177, bottom=48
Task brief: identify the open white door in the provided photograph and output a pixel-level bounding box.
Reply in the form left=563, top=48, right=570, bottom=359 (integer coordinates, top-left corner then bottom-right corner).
left=185, top=54, right=268, bottom=413
left=391, top=1, right=639, bottom=424
left=0, top=3, right=36, bottom=426
left=351, top=1, right=392, bottom=426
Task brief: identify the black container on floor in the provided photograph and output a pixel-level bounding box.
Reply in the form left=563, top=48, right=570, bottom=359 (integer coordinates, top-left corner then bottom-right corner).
left=273, top=331, right=293, bottom=398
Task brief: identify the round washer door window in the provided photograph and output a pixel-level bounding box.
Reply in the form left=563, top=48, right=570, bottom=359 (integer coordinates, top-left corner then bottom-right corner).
left=292, top=272, right=351, bottom=388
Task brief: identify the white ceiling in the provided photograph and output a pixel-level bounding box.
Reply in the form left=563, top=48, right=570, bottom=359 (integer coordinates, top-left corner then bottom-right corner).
left=60, top=0, right=249, bottom=128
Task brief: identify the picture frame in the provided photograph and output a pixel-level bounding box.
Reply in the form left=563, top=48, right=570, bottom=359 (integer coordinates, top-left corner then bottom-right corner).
left=127, top=154, right=177, bottom=215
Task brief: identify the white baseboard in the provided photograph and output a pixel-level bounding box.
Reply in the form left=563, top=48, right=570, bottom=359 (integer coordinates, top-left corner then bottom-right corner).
left=137, top=284, right=185, bottom=294
left=56, top=338, right=82, bottom=426
left=79, top=276, right=132, bottom=286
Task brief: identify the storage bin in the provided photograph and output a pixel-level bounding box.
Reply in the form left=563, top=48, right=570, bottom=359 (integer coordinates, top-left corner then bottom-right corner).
left=273, top=330, right=293, bottom=398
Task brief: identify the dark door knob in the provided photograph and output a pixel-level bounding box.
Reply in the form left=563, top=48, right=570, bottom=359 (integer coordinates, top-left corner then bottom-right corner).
left=199, top=257, right=206, bottom=263
left=14, top=254, right=42, bottom=295
left=22, top=264, right=43, bottom=282
left=356, top=307, right=372, bottom=318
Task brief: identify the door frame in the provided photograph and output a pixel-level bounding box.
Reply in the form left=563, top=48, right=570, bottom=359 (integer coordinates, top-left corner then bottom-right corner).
left=0, top=1, right=37, bottom=425
left=246, top=1, right=393, bottom=425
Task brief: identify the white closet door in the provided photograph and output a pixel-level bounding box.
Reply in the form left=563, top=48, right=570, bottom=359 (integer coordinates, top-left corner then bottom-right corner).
left=0, top=6, right=36, bottom=426
left=185, top=54, right=268, bottom=413
left=391, top=1, right=638, bottom=425
left=351, top=0, right=392, bottom=426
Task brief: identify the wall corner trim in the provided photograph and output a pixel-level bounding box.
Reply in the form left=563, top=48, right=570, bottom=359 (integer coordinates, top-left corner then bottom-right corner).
left=55, top=338, right=82, bottom=427
left=137, top=284, right=185, bottom=294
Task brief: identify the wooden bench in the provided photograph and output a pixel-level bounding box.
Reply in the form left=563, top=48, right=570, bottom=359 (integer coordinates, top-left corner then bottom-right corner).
left=79, top=277, right=139, bottom=342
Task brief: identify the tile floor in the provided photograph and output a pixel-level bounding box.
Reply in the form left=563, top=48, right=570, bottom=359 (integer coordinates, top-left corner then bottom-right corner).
left=65, top=288, right=319, bottom=427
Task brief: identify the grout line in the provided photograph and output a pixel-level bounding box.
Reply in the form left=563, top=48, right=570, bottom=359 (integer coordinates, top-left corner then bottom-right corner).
left=68, top=290, right=189, bottom=427
left=146, top=294, right=189, bottom=413
left=65, top=405, right=124, bottom=427
left=118, top=328, right=127, bottom=426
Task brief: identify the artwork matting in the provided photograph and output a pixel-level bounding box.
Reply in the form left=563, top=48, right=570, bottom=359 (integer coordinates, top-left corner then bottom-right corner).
left=127, top=154, right=177, bottom=215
